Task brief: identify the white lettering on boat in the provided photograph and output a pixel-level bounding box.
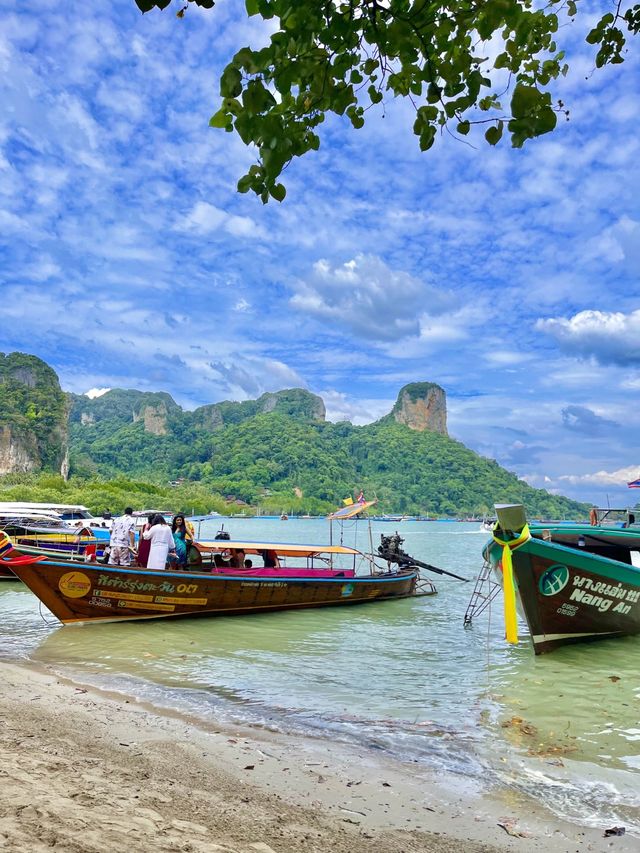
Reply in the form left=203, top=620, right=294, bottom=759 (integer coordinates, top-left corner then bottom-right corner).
left=571, top=575, right=639, bottom=603
left=569, top=588, right=613, bottom=612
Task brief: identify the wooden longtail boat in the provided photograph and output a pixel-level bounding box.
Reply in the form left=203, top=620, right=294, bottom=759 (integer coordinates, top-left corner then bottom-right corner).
left=2, top=535, right=423, bottom=625
left=0, top=521, right=103, bottom=580
left=476, top=504, right=640, bottom=654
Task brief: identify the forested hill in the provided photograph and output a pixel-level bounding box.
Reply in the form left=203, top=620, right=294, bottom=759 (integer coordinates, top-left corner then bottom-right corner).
left=68, top=392, right=586, bottom=519
left=0, top=352, right=588, bottom=517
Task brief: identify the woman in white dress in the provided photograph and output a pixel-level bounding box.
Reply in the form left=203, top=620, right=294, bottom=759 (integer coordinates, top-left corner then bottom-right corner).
left=143, top=514, right=176, bottom=570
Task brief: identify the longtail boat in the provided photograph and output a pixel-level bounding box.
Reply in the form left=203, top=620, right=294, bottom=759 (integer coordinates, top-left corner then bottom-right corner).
left=466, top=504, right=640, bottom=654
left=1, top=532, right=428, bottom=625
left=0, top=516, right=104, bottom=580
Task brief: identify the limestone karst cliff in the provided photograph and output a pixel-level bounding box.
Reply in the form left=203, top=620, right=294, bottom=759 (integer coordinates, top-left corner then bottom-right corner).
left=0, top=352, right=69, bottom=476
left=390, top=382, right=448, bottom=435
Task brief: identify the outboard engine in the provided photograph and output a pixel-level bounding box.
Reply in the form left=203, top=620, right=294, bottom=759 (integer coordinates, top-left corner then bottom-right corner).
left=378, top=532, right=407, bottom=564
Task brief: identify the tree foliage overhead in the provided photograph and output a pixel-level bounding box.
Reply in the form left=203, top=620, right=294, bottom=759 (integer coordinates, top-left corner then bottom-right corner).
left=135, top=0, right=639, bottom=201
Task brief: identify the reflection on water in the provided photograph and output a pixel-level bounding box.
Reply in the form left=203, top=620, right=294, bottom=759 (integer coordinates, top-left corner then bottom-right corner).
left=2, top=519, right=639, bottom=832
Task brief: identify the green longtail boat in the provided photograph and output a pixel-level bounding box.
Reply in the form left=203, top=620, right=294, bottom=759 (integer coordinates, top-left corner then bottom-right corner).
left=467, top=505, right=640, bottom=654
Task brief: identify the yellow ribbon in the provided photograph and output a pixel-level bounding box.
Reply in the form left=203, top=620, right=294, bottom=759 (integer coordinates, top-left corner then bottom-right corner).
left=492, top=524, right=530, bottom=645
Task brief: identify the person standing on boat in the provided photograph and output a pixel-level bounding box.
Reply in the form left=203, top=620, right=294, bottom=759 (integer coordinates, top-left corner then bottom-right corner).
left=143, top=514, right=177, bottom=570
left=109, top=507, right=136, bottom=566
left=171, top=514, right=193, bottom=568
left=136, top=512, right=154, bottom=567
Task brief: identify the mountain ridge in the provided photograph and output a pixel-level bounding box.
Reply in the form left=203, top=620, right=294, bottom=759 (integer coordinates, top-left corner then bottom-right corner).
left=0, top=351, right=589, bottom=518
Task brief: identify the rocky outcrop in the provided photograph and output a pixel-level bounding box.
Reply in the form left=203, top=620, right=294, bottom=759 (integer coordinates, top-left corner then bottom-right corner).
left=193, top=389, right=326, bottom=432
left=0, top=352, right=69, bottom=476
left=391, top=382, right=448, bottom=435
left=135, top=403, right=169, bottom=436
left=70, top=389, right=179, bottom=436
left=0, top=426, right=39, bottom=474
left=258, top=390, right=326, bottom=421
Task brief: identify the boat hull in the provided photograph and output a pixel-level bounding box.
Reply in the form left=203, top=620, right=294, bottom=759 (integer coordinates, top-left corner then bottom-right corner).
left=8, top=560, right=419, bottom=625
left=488, top=537, right=640, bottom=654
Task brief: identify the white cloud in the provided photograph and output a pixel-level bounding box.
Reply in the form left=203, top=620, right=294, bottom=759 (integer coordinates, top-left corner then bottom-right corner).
left=85, top=387, right=111, bottom=399
left=290, top=254, right=455, bottom=341
left=177, top=201, right=267, bottom=241
left=537, top=309, right=640, bottom=366
left=557, top=466, right=640, bottom=488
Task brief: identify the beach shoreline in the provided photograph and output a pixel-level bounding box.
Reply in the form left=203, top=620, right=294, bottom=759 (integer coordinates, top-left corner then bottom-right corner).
left=0, top=659, right=632, bottom=853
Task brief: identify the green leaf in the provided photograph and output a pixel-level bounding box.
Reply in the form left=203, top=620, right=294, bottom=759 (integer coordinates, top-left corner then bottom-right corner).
left=220, top=66, right=243, bottom=98
left=209, top=109, right=229, bottom=128
left=245, top=0, right=259, bottom=15
left=457, top=120, right=470, bottom=135
left=511, top=84, right=539, bottom=119
left=485, top=123, right=503, bottom=145
left=270, top=183, right=287, bottom=202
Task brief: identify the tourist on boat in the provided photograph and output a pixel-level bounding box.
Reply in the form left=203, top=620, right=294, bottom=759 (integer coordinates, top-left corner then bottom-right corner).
left=143, top=514, right=177, bottom=570
left=213, top=553, right=228, bottom=569
left=262, top=549, right=280, bottom=568
left=590, top=507, right=598, bottom=526
left=137, top=512, right=154, bottom=568
left=229, top=548, right=246, bottom=568
left=171, top=515, right=191, bottom=568
left=109, top=507, right=136, bottom=566
left=244, top=559, right=253, bottom=568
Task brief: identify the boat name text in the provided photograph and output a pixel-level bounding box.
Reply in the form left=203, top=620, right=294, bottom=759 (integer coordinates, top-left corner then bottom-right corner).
left=568, top=575, right=638, bottom=615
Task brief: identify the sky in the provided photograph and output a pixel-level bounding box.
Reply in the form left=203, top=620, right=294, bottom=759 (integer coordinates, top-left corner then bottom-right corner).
left=1, top=0, right=639, bottom=506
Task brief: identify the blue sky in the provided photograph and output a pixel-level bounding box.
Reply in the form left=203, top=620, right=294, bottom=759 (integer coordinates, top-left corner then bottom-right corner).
left=1, top=0, right=639, bottom=506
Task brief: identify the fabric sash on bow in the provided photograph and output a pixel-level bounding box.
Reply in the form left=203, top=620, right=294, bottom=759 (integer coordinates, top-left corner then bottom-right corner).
left=492, top=524, right=530, bottom=644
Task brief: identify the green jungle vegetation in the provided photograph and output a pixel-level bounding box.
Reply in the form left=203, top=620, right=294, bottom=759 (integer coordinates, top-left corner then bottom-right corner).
left=2, top=352, right=590, bottom=519
left=67, top=396, right=588, bottom=519
left=0, top=352, right=68, bottom=469
left=0, top=473, right=229, bottom=518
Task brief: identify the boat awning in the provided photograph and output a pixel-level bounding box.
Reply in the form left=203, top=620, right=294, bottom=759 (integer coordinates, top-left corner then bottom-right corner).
left=196, top=540, right=360, bottom=557
left=328, top=499, right=378, bottom=520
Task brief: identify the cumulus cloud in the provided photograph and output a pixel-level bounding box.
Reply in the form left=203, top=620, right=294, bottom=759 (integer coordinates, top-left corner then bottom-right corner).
left=561, top=404, right=620, bottom=434
left=290, top=254, right=455, bottom=341
left=558, top=466, right=640, bottom=488
left=177, top=201, right=266, bottom=241
left=536, top=310, right=640, bottom=366
left=85, top=387, right=111, bottom=399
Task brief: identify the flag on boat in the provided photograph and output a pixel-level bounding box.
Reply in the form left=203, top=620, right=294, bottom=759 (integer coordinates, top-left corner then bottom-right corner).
left=329, top=497, right=377, bottom=520
left=342, top=497, right=354, bottom=506
left=628, top=478, right=640, bottom=488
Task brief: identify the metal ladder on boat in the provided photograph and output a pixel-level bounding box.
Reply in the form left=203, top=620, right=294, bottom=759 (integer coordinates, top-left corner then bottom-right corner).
left=463, top=558, right=501, bottom=626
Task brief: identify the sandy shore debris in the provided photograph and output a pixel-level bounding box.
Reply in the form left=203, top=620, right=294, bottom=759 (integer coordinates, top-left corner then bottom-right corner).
left=0, top=660, right=634, bottom=852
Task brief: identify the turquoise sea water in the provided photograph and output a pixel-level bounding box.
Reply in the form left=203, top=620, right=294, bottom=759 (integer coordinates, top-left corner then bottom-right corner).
left=1, top=518, right=639, bottom=833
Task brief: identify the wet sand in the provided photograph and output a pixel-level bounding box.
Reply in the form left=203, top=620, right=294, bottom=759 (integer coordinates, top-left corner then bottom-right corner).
left=0, top=661, right=633, bottom=852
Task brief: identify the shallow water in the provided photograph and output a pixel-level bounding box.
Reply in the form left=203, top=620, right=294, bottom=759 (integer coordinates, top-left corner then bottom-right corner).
left=1, top=518, right=639, bottom=832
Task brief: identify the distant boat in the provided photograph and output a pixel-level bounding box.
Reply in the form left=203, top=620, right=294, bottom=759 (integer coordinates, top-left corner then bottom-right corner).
left=469, top=504, right=640, bottom=654
left=280, top=513, right=288, bottom=520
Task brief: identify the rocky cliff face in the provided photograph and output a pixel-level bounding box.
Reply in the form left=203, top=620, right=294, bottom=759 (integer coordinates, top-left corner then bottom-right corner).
left=0, top=352, right=69, bottom=476
left=193, top=389, right=326, bottom=431
left=0, top=426, right=39, bottom=474
left=391, top=382, right=448, bottom=435
left=70, top=389, right=179, bottom=436
left=133, top=402, right=169, bottom=436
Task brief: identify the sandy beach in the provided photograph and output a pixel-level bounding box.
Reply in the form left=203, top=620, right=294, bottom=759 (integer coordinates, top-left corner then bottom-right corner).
left=0, top=661, right=634, bottom=853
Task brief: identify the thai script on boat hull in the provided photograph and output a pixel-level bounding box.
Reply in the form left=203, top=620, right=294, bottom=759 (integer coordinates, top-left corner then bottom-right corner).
left=568, top=574, right=640, bottom=615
